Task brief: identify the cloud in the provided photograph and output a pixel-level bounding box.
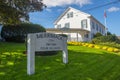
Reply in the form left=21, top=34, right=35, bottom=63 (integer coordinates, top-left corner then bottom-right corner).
left=107, top=7, right=120, bottom=12
left=45, top=8, right=52, bottom=12
left=43, top=0, right=92, bottom=8
left=57, top=9, right=64, bottom=12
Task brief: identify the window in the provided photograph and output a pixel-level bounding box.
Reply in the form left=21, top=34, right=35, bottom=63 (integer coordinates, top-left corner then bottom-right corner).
left=67, top=14, right=70, bottom=18
left=102, top=28, right=104, bottom=34
left=99, top=27, right=101, bottom=32
left=91, top=33, right=95, bottom=38
left=96, top=24, right=99, bottom=31
left=101, top=29, right=103, bottom=33
left=67, top=12, right=73, bottom=18
left=67, top=34, right=71, bottom=41
left=91, top=21, right=95, bottom=29
left=70, top=12, right=73, bottom=17
left=64, top=23, right=70, bottom=28
left=81, top=19, right=87, bottom=28
left=84, top=34, right=89, bottom=38
left=57, top=24, right=61, bottom=28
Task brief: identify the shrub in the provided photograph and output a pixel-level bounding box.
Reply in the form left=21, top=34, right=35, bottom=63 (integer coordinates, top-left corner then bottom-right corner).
left=102, top=46, right=108, bottom=50
left=113, top=48, right=119, bottom=52
left=107, top=48, right=114, bottom=52
left=67, top=41, right=120, bottom=53
left=99, top=42, right=120, bottom=49
left=83, top=43, right=89, bottom=47
left=94, top=32, right=103, bottom=38
left=91, top=35, right=120, bottom=44
left=88, top=44, right=94, bottom=48
left=78, top=42, right=82, bottom=46
left=94, top=45, right=101, bottom=49
left=1, top=23, right=46, bottom=42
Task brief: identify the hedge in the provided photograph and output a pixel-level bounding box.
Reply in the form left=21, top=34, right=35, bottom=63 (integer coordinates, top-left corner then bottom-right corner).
left=91, top=35, right=120, bottom=44
left=1, top=23, right=46, bottom=42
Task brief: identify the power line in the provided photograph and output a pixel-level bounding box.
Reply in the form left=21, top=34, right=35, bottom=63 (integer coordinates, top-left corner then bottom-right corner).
left=83, top=0, right=120, bottom=11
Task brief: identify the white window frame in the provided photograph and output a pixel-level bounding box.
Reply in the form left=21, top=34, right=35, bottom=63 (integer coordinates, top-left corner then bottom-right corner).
left=57, top=24, right=61, bottom=28
left=64, top=23, right=70, bottom=28
left=81, top=19, right=87, bottom=29
left=91, top=21, right=95, bottom=29
left=67, top=12, right=73, bottom=18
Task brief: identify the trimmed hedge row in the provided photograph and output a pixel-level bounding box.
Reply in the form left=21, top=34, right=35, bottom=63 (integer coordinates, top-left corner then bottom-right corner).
left=1, top=23, right=46, bottom=42
left=68, top=41, right=120, bottom=53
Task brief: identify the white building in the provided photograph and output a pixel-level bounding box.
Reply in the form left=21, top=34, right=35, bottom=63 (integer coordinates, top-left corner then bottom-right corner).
left=46, top=7, right=106, bottom=42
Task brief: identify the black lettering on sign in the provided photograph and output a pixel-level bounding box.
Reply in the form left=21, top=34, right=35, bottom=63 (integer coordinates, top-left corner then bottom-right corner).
left=40, top=47, right=48, bottom=50
left=46, top=43, right=56, bottom=46
left=36, top=33, right=64, bottom=40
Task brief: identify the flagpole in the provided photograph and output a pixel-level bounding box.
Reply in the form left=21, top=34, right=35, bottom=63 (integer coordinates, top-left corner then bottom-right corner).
left=104, top=16, right=106, bottom=27
left=104, top=17, right=107, bottom=36
left=104, top=10, right=107, bottom=36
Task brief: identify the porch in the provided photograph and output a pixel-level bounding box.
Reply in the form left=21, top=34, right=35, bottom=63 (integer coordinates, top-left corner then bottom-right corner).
left=46, top=28, right=90, bottom=42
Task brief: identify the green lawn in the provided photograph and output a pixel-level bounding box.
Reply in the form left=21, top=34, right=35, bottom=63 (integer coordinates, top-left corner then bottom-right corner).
left=0, top=42, right=120, bottom=80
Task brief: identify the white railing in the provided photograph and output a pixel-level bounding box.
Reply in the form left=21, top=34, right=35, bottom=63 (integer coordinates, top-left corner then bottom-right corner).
left=67, top=38, right=83, bottom=42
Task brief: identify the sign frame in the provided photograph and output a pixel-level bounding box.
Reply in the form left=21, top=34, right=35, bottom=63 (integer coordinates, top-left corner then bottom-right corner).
left=27, top=32, right=68, bottom=75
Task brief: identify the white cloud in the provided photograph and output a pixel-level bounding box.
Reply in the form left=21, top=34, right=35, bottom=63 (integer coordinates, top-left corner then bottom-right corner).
left=43, top=0, right=92, bottom=8
left=45, top=8, right=52, bottom=12
left=107, top=7, right=120, bottom=12
left=57, top=9, right=64, bottom=12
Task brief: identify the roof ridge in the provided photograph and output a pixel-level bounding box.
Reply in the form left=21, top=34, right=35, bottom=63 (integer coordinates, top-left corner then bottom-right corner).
left=54, top=7, right=91, bottom=24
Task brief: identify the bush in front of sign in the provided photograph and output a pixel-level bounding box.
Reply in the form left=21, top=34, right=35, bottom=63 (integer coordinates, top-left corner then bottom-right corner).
left=35, top=51, right=59, bottom=56
left=1, top=23, right=46, bottom=43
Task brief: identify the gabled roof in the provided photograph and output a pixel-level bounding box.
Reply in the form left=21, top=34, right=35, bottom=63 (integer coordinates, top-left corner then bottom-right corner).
left=54, top=7, right=91, bottom=24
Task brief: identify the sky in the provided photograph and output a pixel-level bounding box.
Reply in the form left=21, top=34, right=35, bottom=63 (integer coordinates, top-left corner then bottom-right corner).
left=29, top=0, right=120, bottom=36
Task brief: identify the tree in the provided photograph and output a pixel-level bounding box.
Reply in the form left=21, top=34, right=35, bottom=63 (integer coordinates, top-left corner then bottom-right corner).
left=0, top=0, right=46, bottom=24
left=107, top=31, right=112, bottom=35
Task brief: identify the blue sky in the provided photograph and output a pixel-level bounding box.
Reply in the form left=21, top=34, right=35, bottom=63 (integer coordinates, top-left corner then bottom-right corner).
left=29, top=0, right=120, bottom=36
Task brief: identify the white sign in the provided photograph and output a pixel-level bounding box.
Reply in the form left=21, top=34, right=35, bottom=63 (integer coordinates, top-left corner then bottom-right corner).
left=27, top=33, right=68, bottom=75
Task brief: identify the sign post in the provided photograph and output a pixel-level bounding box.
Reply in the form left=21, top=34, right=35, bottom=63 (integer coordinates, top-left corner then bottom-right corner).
left=27, top=34, right=35, bottom=75
left=62, top=39, right=68, bottom=64
left=27, top=33, right=68, bottom=75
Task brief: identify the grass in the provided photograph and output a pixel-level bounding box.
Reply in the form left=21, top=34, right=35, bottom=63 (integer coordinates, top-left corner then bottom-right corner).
left=0, top=42, right=120, bottom=80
